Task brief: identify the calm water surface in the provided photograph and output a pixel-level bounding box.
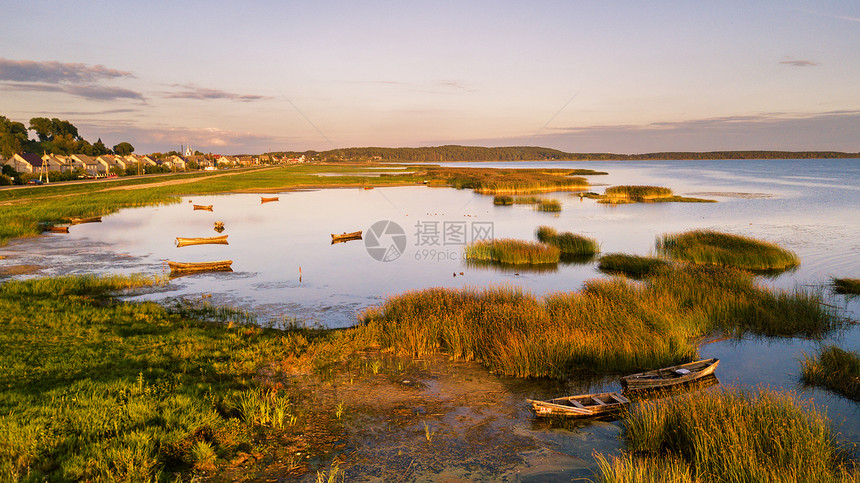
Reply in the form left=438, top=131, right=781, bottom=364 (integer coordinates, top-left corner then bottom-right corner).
left=3, top=158, right=859, bottom=466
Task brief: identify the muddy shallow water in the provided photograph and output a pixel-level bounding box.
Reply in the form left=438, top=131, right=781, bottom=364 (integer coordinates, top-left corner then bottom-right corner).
left=2, top=158, right=860, bottom=479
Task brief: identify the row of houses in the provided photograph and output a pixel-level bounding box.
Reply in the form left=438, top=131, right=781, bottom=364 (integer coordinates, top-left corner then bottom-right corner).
left=1, top=153, right=260, bottom=178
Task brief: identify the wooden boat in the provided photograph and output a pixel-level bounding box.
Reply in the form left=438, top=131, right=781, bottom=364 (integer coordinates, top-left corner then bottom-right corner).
left=167, top=260, right=233, bottom=274
left=175, top=235, right=229, bottom=247
left=527, top=392, right=630, bottom=418
left=70, top=216, right=102, bottom=225
left=193, top=204, right=213, bottom=211
left=260, top=196, right=279, bottom=203
left=44, top=225, right=69, bottom=233
left=621, top=358, right=720, bottom=390
left=331, top=230, right=362, bottom=242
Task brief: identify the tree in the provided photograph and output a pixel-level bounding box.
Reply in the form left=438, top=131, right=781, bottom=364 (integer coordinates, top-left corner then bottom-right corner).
left=113, top=142, right=134, bottom=155
left=0, top=116, right=29, bottom=157
left=93, top=138, right=109, bottom=156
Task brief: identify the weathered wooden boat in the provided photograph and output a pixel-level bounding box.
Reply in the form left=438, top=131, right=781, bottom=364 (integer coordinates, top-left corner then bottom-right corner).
left=193, top=204, right=213, bottom=211
left=167, top=260, right=233, bottom=274
left=70, top=216, right=102, bottom=225
left=260, top=196, right=279, bottom=203
left=527, top=392, right=630, bottom=418
left=44, top=225, right=69, bottom=233
left=331, top=230, right=362, bottom=242
left=175, top=235, right=229, bottom=247
left=621, top=358, right=720, bottom=390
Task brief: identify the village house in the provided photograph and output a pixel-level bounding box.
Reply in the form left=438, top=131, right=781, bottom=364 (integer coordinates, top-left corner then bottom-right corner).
left=96, top=154, right=126, bottom=173
left=42, top=154, right=72, bottom=172
left=3, top=153, right=45, bottom=174
left=69, top=154, right=109, bottom=178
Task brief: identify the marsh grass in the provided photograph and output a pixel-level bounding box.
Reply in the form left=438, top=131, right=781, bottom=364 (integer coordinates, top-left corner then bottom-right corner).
left=801, top=346, right=860, bottom=401
left=604, top=389, right=858, bottom=482
left=357, top=265, right=842, bottom=378
left=598, top=253, right=669, bottom=278
left=427, top=167, right=590, bottom=194
left=535, top=226, right=599, bottom=256
left=657, top=229, right=800, bottom=272
left=465, top=239, right=560, bottom=265
left=603, top=185, right=673, bottom=202
left=0, top=274, right=330, bottom=481
left=493, top=195, right=513, bottom=205
left=536, top=199, right=562, bottom=212
left=831, top=277, right=860, bottom=295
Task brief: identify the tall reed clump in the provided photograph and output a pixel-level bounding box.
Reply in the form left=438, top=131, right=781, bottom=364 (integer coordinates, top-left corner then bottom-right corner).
left=603, top=185, right=673, bottom=203
left=535, top=226, right=599, bottom=256
left=465, top=239, right=560, bottom=265
left=428, top=167, right=591, bottom=194
left=801, top=346, right=860, bottom=401
left=602, top=389, right=858, bottom=482
left=598, top=253, right=668, bottom=278
left=493, top=195, right=514, bottom=205
left=535, top=199, right=562, bottom=212
left=831, top=277, right=860, bottom=295
left=357, top=264, right=843, bottom=379
left=656, top=229, right=800, bottom=272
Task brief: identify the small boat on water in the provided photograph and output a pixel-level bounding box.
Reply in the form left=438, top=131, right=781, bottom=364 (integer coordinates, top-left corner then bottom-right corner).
left=175, top=235, right=229, bottom=247
left=260, top=196, right=279, bottom=203
left=193, top=204, right=213, bottom=211
left=167, top=260, right=233, bottom=274
left=621, top=358, right=720, bottom=390
left=331, top=230, right=362, bottom=243
left=527, top=392, right=630, bottom=418
left=44, top=225, right=69, bottom=233
left=70, top=216, right=102, bottom=225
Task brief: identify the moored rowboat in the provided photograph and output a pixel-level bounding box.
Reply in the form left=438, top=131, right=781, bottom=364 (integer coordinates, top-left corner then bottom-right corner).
left=167, top=260, right=233, bottom=274
left=193, top=204, right=213, bottom=211
left=527, top=392, right=630, bottom=418
left=260, top=196, right=279, bottom=203
left=70, top=216, right=102, bottom=225
left=331, top=230, right=362, bottom=242
left=621, top=358, right=720, bottom=390
left=175, top=235, right=229, bottom=247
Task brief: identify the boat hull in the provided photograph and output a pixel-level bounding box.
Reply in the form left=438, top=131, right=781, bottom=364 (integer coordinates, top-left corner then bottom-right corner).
left=175, top=235, right=229, bottom=247
left=331, top=231, right=363, bottom=243
left=527, top=392, right=629, bottom=418
left=70, top=216, right=102, bottom=225
left=621, top=358, right=720, bottom=390
left=168, top=260, right=233, bottom=273
left=193, top=205, right=213, bottom=211
left=260, top=196, right=279, bottom=203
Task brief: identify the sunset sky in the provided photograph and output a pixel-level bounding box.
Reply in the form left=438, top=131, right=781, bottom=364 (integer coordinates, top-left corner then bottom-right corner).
left=2, top=1, right=859, bottom=155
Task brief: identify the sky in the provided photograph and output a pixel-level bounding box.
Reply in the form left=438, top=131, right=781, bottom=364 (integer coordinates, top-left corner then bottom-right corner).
left=1, top=0, right=859, bottom=155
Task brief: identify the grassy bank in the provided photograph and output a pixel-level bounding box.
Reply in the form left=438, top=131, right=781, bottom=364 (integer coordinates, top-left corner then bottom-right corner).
left=357, top=264, right=842, bottom=378
left=598, top=253, right=669, bottom=278
left=464, top=239, right=560, bottom=265
left=0, top=274, right=342, bottom=481
left=425, top=167, right=592, bottom=194
left=801, top=346, right=860, bottom=401
left=0, top=164, right=431, bottom=244
left=832, top=277, right=860, bottom=295
left=657, top=229, right=800, bottom=272
left=535, top=226, right=599, bottom=256
left=599, top=389, right=858, bottom=482
left=581, top=185, right=716, bottom=204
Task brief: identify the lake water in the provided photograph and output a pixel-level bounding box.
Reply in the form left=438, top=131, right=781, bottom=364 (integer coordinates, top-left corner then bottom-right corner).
left=3, top=158, right=859, bottom=468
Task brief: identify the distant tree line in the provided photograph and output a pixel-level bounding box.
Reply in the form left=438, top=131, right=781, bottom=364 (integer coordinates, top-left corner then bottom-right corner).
left=0, top=115, right=134, bottom=158
left=267, top=145, right=860, bottom=162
